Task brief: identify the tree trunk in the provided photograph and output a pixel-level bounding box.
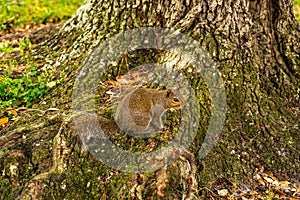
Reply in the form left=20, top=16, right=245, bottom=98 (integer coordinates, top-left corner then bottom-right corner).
left=1, top=0, right=299, bottom=199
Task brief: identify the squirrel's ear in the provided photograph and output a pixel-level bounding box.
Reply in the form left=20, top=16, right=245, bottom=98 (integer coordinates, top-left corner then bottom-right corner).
left=166, top=89, right=172, bottom=97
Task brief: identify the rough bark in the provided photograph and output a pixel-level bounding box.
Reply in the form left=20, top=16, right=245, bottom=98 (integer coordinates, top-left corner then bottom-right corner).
left=0, top=0, right=299, bottom=199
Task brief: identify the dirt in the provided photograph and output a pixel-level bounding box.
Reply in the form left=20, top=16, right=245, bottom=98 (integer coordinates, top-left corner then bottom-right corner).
left=0, top=23, right=62, bottom=46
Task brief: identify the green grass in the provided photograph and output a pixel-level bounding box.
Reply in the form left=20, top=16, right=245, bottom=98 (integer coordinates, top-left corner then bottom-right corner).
left=0, top=66, right=50, bottom=108
left=295, top=0, right=300, bottom=21
left=0, top=0, right=83, bottom=117
left=0, top=37, right=51, bottom=111
left=0, top=0, right=83, bottom=30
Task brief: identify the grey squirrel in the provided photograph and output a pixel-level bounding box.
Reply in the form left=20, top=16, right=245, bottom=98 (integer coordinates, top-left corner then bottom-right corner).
left=75, top=87, right=185, bottom=150
left=114, top=88, right=185, bottom=136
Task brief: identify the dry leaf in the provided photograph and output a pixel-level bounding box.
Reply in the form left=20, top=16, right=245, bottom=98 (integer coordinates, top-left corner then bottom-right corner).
left=0, top=117, right=9, bottom=126
left=12, top=64, right=31, bottom=72
left=31, top=104, right=38, bottom=108
left=258, top=179, right=266, bottom=186
left=157, top=182, right=166, bottom=197
left=46, top=81, right=56, bottom=88
left=273, top=180, right=279, bottom=186
left=106, top=79, right=117, bottom=86
left=9, top=151, right=25, bottom=158
left=218, top=189, right=228, bottom=196
left=279, top=181, right=290, bottom=187
left=268, top=174, right=277, bottom=181
left=255, top=174, right=262, bottom=180
left=272, top=188, right=285, bottom=196
left=263, top=176, right=274, bottom=184
left=8, top=109, right=18, bottom=117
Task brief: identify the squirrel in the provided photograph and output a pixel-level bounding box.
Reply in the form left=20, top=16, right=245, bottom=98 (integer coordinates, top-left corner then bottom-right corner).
left=114, top=87, right=185, bottom=136
left=74, top=87, right=185, bottom=150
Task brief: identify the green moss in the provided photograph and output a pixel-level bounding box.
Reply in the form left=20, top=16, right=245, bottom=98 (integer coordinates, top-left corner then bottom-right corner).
left=0, top=177, right=13, bottom=199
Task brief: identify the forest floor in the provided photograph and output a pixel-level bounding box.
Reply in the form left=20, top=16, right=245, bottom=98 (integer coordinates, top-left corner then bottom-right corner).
left=0, top=23, right=61, bottom=46
left=0, top=0, right=83, bottom=130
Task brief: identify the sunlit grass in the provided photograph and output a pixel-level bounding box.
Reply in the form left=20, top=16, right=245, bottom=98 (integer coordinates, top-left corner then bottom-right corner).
left=294, top=0, right=300, bottom=21
left=0, top=0, right=84, bottom=30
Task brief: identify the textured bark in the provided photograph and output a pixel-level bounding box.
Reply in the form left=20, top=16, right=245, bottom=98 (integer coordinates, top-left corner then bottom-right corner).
left=0, top=0, right=299, bottom=199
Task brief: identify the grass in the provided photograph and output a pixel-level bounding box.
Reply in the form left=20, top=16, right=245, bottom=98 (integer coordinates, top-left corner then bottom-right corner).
left=295, top=0, right=300, bottom=21
left=0, top=37, right=51, bottom=114
left=0, top=0, right=83, bottom=120
left=0, top=65, right=50, bottom=108
left=0, top=0, right=83, bottom=30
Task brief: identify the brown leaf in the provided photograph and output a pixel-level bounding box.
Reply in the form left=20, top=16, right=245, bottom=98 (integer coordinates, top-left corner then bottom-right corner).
left=9, top=151, right=25, bottom=158
left=12, top=64, right=31, bottom=72
left=31, top=104, right=38, bottom=108
left=279, top=181, right=290, bottom=187
left=157, top=182, right=166, bottom=197
left=268, top=174, right=277, bottom=181
left=272, top=188, right=285, bottom=196
left=8, top=109, right=18, bottom=117
left=258, top=179, right=266, bottom=186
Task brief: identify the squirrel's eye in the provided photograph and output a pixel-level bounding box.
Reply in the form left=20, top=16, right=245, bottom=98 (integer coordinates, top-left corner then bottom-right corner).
left=173, top=97, right=179, bottom=102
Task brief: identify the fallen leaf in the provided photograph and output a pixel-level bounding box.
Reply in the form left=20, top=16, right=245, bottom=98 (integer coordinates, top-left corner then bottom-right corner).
left=263, top=176, right=274, bottom=184
left=46, top=81, right=56, bottom=88
left=273, top=180, right=279, bottom=186
left=255, top=174, right=262, bottom=180
left=272, top=188, right=285, bottom=196
left=232, top=182, right=237, bottom=190
left=106, top=91, right=116, bottom=95
left=157, top=182, right=166, bottom=197
left=258, top=179, right=266, bottom=186
left=218, top=189, right=228, bottom=196
left=12, top=64, right=31, bottom=72
left=9, top=151, right=25, bottom=158
left=279, top=181, right=290, bottom=187
left=0, top=117, right=9, bottom=126
left=8, top=109, right=18, bottom=117
left=106, top=79, right=117, bottom=86
left=268, top=174, right=277, bottom=181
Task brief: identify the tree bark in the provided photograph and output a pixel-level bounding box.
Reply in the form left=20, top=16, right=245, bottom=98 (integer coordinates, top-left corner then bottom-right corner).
left=0, top=0, right=299, bottom=199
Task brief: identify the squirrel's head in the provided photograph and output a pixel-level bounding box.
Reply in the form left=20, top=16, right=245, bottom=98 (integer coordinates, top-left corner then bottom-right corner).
left=165, top=89, right=185, bottom=109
